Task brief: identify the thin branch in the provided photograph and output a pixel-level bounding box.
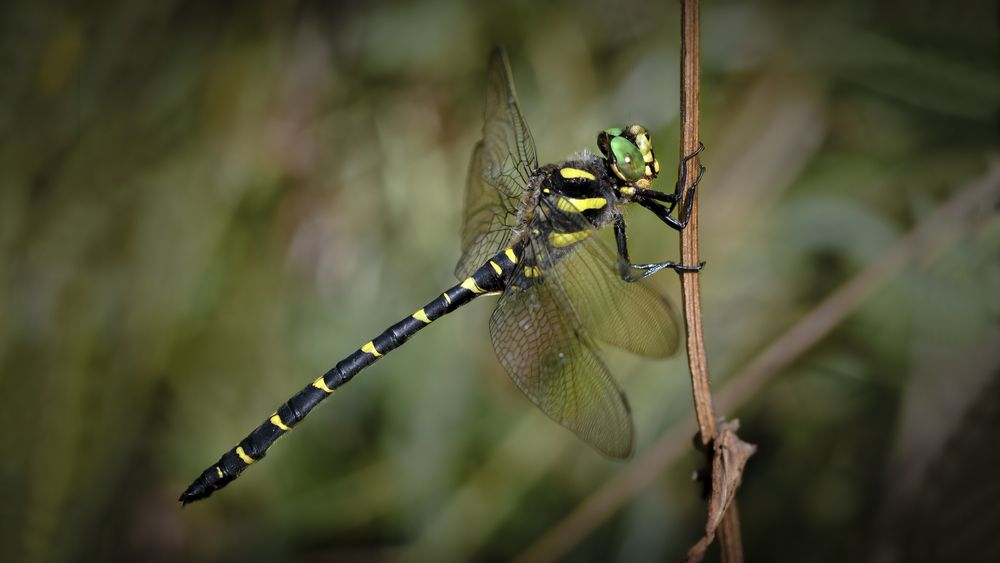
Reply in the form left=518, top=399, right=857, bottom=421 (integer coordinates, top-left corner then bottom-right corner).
left=679, top=0, right=712, bottom=446
left=678, top=1, right=748, bottom=561
left=512, top=160, right=1000, bottom=563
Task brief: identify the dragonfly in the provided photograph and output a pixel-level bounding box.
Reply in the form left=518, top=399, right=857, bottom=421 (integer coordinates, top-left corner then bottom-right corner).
left=180, top=47, right=703, bottom=504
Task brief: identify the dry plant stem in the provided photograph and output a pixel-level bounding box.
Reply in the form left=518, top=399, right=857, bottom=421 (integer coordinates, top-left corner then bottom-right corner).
left=512, top=161, right=1000, bottom=563
left=679, top=0, right=713, bottom=446
left=678, top=0, right=746, bottom=561
left=718, top=502, right=744, bottom=563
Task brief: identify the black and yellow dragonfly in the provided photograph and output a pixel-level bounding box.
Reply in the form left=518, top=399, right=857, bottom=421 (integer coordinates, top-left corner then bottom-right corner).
left=180, top=48, right=703, bottom=503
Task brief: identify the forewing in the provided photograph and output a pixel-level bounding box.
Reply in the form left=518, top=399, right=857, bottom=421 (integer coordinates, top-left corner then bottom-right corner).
left=455, top=142, right=520, bottom=279
left=455, top=47, right=539, bottom=279
left=489, top=236, right=634, bottom=458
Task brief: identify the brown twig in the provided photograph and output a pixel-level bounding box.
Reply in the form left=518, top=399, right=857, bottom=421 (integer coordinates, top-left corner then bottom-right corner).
left=679, top=0, right=712, bottom=445
left=511, top=160, right=1000, bottom=563
left=678, top=1, right=749, bottom=561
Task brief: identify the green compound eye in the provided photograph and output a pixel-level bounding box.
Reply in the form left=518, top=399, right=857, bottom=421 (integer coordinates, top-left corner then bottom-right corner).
left=603, top=127, right=623, bottom=137
left=610, top=136, right=645, bottom=181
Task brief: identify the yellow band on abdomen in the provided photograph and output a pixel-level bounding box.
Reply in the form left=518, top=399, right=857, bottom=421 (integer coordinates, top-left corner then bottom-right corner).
left=361, top=341, right=382, bottom=357
left=270, top=414, right=291, bottom=431
left=235, top=447, right=255, bottom=465
left=313, top=376, right=334, bottom=393
left=460, top=277, right=484, bottom=294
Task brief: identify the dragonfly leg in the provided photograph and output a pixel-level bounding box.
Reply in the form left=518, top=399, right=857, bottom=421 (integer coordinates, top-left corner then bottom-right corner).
left=628, top=142, right=704, bottom=208
left=636, top=165, right=705, bottom=234
left=630, top=143, right=705, bottom=229
left=636, top=198, right=689, bottom=231
left=672, top=141, right=706, bottom=215
left=614, top=215, right=632, bottom=263
left=614, top=216, right=704, bottom=281
left=623, top=258, right=705, bottom=281
left=627, top=187, right=680, bottom=204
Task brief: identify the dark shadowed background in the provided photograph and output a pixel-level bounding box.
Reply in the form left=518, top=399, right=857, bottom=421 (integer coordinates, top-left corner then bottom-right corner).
left=1, top=0, right=998, bottom=561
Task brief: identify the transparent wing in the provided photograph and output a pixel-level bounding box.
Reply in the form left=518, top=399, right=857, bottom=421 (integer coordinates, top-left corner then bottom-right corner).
left=490, top=235, right=634, bottom=458
left=455, top=141, right=521, bottom=279
left=539, top=199, right=681, bottom=358
left=488, top=203, right=681, bottom=457
left=455, top=47, right=539, bottom=279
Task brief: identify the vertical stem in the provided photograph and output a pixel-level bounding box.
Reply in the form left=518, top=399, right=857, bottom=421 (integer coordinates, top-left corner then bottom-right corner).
left=678, top=0, right=715, bottom=447
left=678, top=1, right=745, bottom=561
left=718, top=501, right=744, bottom=563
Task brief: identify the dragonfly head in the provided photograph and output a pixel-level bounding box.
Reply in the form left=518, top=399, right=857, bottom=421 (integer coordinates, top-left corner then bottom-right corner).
left=597, top=124, right=660, bottom=189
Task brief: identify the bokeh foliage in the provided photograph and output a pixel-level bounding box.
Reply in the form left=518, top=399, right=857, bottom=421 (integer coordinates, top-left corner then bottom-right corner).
left=1, top=0, right=997, bottom=562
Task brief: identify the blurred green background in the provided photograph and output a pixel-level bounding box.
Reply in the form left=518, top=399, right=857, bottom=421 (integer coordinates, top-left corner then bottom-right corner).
left=2, top=0, right=998, bottom=561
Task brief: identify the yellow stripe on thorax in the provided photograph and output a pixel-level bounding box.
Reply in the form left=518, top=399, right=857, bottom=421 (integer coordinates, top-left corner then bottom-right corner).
left=559, top=167, right=596, bottom=180
left=556, top=196, right=607, bottom=213
left=504, top=248, right=518, bottom=264
left=412, top=309, right=431, bottom=324
left=548, top=230, right=591, bottom=248
left=235, top=446, right=255, bottom=465
left=489, top=261, right=503, bottom=275
left=361, top=341, right=382, bottom=357
left=216, top=467, right=224, bottom=478
left=270, top=414, right=291, bottom=431
left=312, top=376, right=334, bottom=393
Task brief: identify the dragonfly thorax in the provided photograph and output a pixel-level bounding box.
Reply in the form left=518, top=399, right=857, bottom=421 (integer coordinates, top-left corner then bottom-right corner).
left=535, top=152, right=622, bottom=232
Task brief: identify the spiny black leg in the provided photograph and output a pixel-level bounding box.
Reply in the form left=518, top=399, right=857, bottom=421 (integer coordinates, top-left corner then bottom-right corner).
left=627, top=187, right=681, bottom=204
left=636, top=160, right=704, bottom=231
left=626, top=181, right=692, bottom=208
left=626, top=260, right=705, bottom=281
left=629, top=142, right=706, bottom=213
left=614, top=216, right=704, bottom=281
left=652, top=141, right=704, bottom=213
left=613, top=215, right=634, bottom=280
left=614, top=216, right=631, bottom=263
left=637, top=198, right=686, bottom=231
left=684, top=141, right=706, bottom=160
left=668, top=141, right=707, bottom=217
left=678, top=160, right=705, bottom=225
